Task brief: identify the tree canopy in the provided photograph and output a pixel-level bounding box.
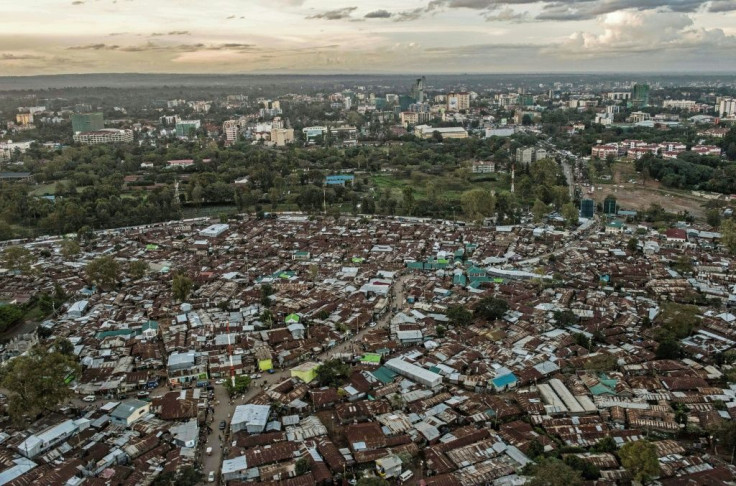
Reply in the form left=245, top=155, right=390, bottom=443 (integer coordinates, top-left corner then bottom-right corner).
left=527, top=458, right=583, bottom=486
left=172, top=273, right=194, bottom=302
left=618, top=440, right=660, bottom=483
left=316, top=359, right=350, bottom=387
left=474, top=296, right=509, bottom=321
left=0, top=346, right=80, bottom=425
left=85, top=255, right=120, bottom=290
left=224, top=374, right=252, bottom=396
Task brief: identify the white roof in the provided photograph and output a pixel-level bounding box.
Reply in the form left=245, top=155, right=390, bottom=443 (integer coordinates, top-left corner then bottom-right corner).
left=222, top=456, right=248, bottom=474
left=232, top=404, right=270, bottom=428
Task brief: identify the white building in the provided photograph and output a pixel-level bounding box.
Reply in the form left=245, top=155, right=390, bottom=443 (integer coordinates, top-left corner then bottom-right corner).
left=17, top=419, right=90, bottom=458
left=718, top=97, right=736, bottom=117
left=73, top=129, right=133, bottom=145
left=231, top=404, right=270, bottom=434
left=200, top=224, right=229, bottom=238
left=67, top=300, right=89, bottom=318
left=385, top=358, right=442, bottom=388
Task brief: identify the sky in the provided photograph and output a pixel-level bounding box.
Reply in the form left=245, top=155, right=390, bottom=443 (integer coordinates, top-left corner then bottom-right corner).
left=1, top=0, right=736, bottom=75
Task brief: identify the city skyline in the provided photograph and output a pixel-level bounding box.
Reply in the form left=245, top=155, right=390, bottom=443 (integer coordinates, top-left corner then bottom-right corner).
left=1, top=0, right=736, bottom=75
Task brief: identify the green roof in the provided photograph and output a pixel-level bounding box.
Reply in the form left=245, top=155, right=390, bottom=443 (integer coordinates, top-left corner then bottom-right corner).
left=372, top=367, right=398, bottom=384
left=361, top=353, right=382, bottom=364
left=97, top=329, right=135, bottom=340
left=588, top=383, right=616, bottom=396
left=145, top=244, right=158, bottom=250
left=285, top=313, right=300, bottom=323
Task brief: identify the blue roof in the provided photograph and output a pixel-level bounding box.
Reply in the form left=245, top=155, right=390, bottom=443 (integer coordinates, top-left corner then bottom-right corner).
left=492, top=373, right=518, bottom=387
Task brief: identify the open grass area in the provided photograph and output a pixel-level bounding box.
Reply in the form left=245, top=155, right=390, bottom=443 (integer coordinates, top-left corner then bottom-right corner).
left=372, top=171, right=510, bottom=203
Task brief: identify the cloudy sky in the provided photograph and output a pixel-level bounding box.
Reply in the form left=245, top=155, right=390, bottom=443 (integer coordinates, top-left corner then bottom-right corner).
left=1, top=0, right=735, bottom=75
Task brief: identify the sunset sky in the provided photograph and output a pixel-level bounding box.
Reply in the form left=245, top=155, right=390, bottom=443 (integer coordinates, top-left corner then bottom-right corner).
left=1, top=0, right=736, bottom=75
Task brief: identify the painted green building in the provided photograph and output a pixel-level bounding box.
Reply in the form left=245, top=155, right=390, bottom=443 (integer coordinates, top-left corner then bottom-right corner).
left=71, top=112, right=104, bottom=133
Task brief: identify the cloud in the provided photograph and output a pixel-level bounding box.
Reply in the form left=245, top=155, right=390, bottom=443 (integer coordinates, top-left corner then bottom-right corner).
left=391, top=0, right=735, bottom=22
left=67, top=43, right=120, bottom=50
left=484, top=7, right=530, bottom=22
left=709, top=0, right=736, bottom=12
left=0, top=53, right=44, bottom=61
left=556, top=10, right=736, bottom=56
left=71, top=1, right=84, bottom=4
left=365, top=9, right=392, bottom=18
left=307, top=6, right=357, bottom=20
left=150, top=31, right=191, bottom=37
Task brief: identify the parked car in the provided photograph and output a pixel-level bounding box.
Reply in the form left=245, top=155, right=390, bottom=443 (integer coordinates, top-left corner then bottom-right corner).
left=215, top=379, right=225, bottom=385
left=219, top=420, right=226, bottom=430
left=206, top=446, right=212, bottom=456
left=82, top=395, right=96, bottom=402
left=137, top=391, right=149, bottom=398
left=208, top=471, right=215, bottom=482
left=267, top=369, right=276, bottom=374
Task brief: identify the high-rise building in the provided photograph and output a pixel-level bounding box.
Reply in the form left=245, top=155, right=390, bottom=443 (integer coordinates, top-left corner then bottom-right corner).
left=71, top=112, right=104, bottom=133
left=630, top=84, right=650, bottom=109
left=223, top=120, right=241, bottom=143
left=580, top=199, right=595, bottom=219
left=446, top=92, right=470, bottom=112
left=16, top=113, right=33, bottom=125
left=603, top=196, right=617, bottom=215
left=718, top=97, right=736, bottom=117
left=410, top=76, right=426, bottom=104
left=271, top=128, right=295, bottom=147
left=175, top=120, right=201, bottom=138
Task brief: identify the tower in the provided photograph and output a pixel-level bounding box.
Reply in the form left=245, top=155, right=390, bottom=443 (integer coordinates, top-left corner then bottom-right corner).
left=511, top=163, right=515, bottom=194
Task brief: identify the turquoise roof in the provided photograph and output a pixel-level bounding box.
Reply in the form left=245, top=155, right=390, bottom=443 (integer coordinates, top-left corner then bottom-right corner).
left=492, top=373, right=518, bottom=388
left=372, top=367, right=398, bottom=384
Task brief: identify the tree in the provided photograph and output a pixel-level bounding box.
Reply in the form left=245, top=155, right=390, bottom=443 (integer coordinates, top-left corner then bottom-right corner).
left=446, top=305, right=473, bottom=326
left=3, top=246, right=34, bottom=274
left=532, top=199, right=548, bottom=223
left=528, top=458, right=582, bottom=486
left=172, top=273, right=193, bottom=302
left=671, top=255, right=693, bottom=274
left=295, top=457, right=311, bottom=476
left=627, top=237, right=639, bottom=252
left=563, top=455, right=600, bottom=480
left=553, top=310, right=578, bottom=327
left=706, top=209, right=721, bottom=228
left=128, top=260, right=148, bottom=279
left=224, top=374, right=252, bottom=397
left=316, top=359, right=350, bottom=387
left=0, top=305, right=24, bottom=333
left=593, top=436, right=617, bottom=453
left=474, top=296, right=509, bottom=321
left=722, top=219, right=736, bottom=254
left=561, top=202, right=579, bottom=226
left=618, top=440, right=660, bottom=483
left=85, top=255, right=120, bottom=290
left=708, top=420, right=736, bottom=452
left=191, top=183, right=203, bottom=210
left=657, top=302, right=699, bottom=340
left=151, top=466, right=202, bottom=486
left=0, top=346, right=80, bottom=425
left=260, top=283, right=274, bottom=307
left=53, top=338, right=75, bottom=355
left=402, top=186, right=415, bottom=215
left=655, top=336, right=681, bottom=359
left=60, top=239, right=81, bottom=259
left=584, top=350, right=618, bottom=370
left=461, top=188, right=495, bottom=222
left=527, top=438, right=544, bottom=459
